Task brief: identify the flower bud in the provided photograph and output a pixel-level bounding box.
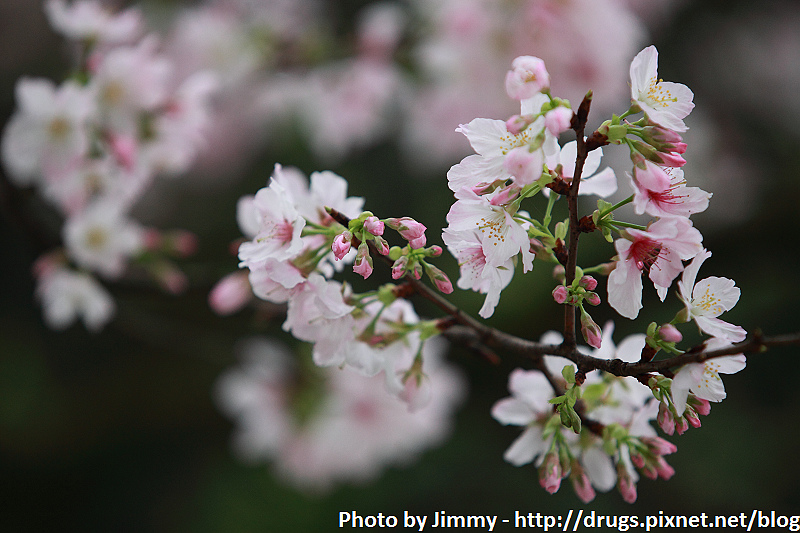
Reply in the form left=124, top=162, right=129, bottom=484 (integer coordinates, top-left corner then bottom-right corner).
left=580, top=310, right=602, bottom=349
left=656, top=150, right=686, bottom=168
left=332, top=231, right=352, bottom=260
left=353, top=243, right=373, bottom=279
left=658, top=324, right=682, bottom=343
left=506, top=55, right=550, bottom=100
left=425, top=264, right=453, bottom=294
left=208, top=271, right=252, bottom=315
left=569, top=461, right=596, bottom=504
left=503, top=146, right=544, bottom=186
left=585, top=292, right=601, bottom=306
left=363, top=216, right=384, bottom=236
left=579, top=275, right=597, bottom=290
left=538, top=452, right=562, bottom=494
left=552, top=285, right=568, bottom=304
left=616, top=465, right=638, bottom=504
left=544, top=106, right=573, bottom=136
left=505, top=114, right=531, bottom=135
left=675, top=416, right=689, bottom=435
left=657, top=402, right=675, bottom=435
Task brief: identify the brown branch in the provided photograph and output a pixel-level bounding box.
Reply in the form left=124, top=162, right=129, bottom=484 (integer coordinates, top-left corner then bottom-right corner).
left=562, top=92, right=593, bottom=349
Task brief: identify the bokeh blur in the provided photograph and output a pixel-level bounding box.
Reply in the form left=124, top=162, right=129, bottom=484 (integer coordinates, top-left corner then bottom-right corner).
left=1, top=0, right=799, bottom=531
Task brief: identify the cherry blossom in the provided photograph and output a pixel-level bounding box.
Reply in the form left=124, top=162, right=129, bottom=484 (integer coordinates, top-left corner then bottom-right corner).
left=671, top=339, right=746, bottom=415
left=35, top=266, right=116, bottom=332
left=44, top=0, right=142, bottom=45
left=677, top=249, right=747, bottom=342
left=1, top=78, right=96, bottom=185
left=442, top=228, right=514, bottom=318
left=630, top=166, right=711, bottom=218
left=237, top=177, right=306, bottom=267
left=608, top=217, right=703, bottom=319
left=446, top=189, right=534, bottom=272
left=629, top=45, right=695, bottom=133
left=62, top=199, right=144, bottom=279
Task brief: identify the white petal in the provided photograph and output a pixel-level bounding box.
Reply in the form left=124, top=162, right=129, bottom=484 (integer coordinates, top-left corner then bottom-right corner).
left=503, top=426, right=547, bottom=467
left=491, top=397, right=534, bottom=426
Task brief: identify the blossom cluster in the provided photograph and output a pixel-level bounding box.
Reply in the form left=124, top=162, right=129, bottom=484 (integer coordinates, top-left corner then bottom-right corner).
left=227, top=164, right=456, bottom=411
left=214, top=43, right=750, bottom=500
left=3, top=0, right=216, bottom=331
left=2, top=0, right=762, bottom=502
left=455, top=47, right=748, bottom=502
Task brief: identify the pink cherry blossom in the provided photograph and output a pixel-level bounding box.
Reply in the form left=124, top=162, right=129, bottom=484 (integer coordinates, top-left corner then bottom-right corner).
left=442, top=228, right=514, bottom=318
left=630, top=167, right=711, bottom=218
left=607, top=217, right=703, bottom=319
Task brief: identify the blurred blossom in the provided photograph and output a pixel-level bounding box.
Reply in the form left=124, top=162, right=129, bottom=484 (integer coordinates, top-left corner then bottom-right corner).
left=215, top=337, right=466, bottom=492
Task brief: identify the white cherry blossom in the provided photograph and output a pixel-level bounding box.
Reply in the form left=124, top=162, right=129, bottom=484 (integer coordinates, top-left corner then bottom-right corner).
left=671, top=338, right=746, bottom=415
left=630, top=45, right=694, bottom=132
left=677, top=249, right=746, bottom=342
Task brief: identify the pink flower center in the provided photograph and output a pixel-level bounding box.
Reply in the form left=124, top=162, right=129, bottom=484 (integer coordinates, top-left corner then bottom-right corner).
left=628, top=237, right=662, bottom=273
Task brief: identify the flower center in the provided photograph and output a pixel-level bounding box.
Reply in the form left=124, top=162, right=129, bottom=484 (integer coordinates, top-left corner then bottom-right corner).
left=476, top=213, right=506, bottom=247
left=85, top=227, right=108, bottom=250
left=644, top=77, right=677, bottom=108
left=696, top=286, right=723, bottom=315
left=48, top=117, right=71, bottom=140
left=629, top=237, right=662, bottom=273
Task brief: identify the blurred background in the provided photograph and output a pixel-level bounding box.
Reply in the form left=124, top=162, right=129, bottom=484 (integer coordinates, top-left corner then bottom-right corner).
left=1, top=0, right=799, bottom=531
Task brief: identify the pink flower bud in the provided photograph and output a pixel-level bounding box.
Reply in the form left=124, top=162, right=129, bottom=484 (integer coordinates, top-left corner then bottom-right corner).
left=585, top=292, right=601, bottom=306
left=208, top=271, right=252, bottom=315
left=503, top=146, right=543, bottom=186
left=387, top=217, right=427, bottom=248
left=579, top=275, right=598, bottom=290
left=544, top=107, right=573, bottom=135
left=373, top=236, right=390, bottom=256
left=428, top=245, right=443, bottom=257
left=505, top=55, right=550, bottom=100
left=426, top=264, right=453, bottom=294
left=685, top=407, right=702, bottom=428
left=657, top=402, right=675, bottom=435
left=505, top=114, right=529, bottom=135
left=643, top=436, right=678, bottom=456
left=332, top=232, right=352, bottom=260
left=630, top=452, right=645, bottom=469
left=538, top=452, right=562, bottom=494
left=675, top=416, right=689, bottom=435
left=658, top=324, right=682, bottom=343
left=552, top=285, right=568, bottom=304
left=692, top=397, right=711, bottom=416
left=656, top=151, right=686, bottom=168
left=353, top=243, right=373, bottom=279
left=570, top=462, right=596, bottom=504
left=580, top=311, right=602, bottom=349
left=616, top=466, right=638, bottom=504
left=655, top=457, right=675, bottom=480
left=363, top=216, right=384, bottom=236
left=391, top=256, right=408, bottom=279
left=159, top=268, right=188, bottom=294
left=169, top=230, right=199, bottom=257
left=488, top=184, right=521, bottom=205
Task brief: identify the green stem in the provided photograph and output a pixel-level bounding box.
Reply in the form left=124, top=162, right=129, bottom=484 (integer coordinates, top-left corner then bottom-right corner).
left=599, top=195, right=634, bottom=219
left=609, top=220, right=647, bottom=231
